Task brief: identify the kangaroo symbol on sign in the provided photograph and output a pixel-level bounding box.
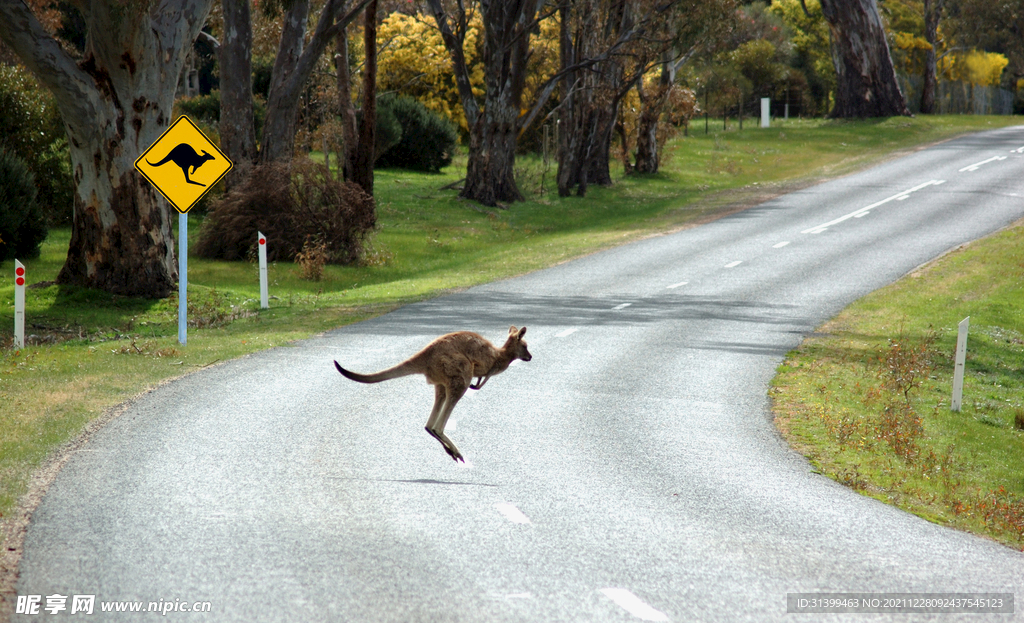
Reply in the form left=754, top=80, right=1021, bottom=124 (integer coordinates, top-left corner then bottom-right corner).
left=146, top=143, right=216, bottom=186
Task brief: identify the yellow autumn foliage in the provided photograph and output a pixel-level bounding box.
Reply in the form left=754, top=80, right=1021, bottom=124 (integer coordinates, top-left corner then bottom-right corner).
left=940, top=50, right=1009, bottom=87
left=377, top=12, right=485, bottom=133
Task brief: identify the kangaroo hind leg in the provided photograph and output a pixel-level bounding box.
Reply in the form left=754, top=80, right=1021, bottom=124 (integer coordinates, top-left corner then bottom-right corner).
left=424, top=384, right=462, bottom=462
left=426, top=379, right=468, bottom=462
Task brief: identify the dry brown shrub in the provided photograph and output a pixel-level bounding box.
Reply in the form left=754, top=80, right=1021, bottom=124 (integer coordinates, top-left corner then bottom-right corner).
left=195, top=158, right=375, bottom=264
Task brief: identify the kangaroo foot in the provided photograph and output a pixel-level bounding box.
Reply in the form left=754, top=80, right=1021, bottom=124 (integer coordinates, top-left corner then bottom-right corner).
left=425, top=427, right=464, bottom=462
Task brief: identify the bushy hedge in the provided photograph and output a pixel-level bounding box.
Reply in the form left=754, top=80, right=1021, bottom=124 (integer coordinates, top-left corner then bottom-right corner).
left=375, top=95, right=457, bottom=172
left=0, top=149, right=47, bottom=262
left=0, top=65, right=74, bottom=226
left=195, top=158, right=375, bottom=265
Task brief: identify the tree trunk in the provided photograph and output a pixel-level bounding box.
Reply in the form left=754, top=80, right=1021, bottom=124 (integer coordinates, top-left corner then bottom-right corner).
left=336, top=25, right=358, bottom=182
left=427, top=0, right=539, bottom=206
left=259, top=0, right=372, bottom=164
left=219, top=0, right=257, bottom=189
left=819, top=0, right=910, bottom=118
left=259, top=0, right=310, bottom=163
left=351, top=0, right=377, bottom=195
left=0, top=0, right=213, bottom=298
left=920, top=0, right=944, bottom=114
left=633, top=72, right=669, bottom=174
left=557, top=0, right=632, bottom=196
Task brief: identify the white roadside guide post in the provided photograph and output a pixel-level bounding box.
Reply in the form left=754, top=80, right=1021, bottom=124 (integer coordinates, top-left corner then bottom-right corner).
left=258, top=232, right=268, bottom=309
left=760, top=97, right=770, bottom=128
left=14, top=259, right=25, bottom=348
left=951, top=316, right=970, bottom=411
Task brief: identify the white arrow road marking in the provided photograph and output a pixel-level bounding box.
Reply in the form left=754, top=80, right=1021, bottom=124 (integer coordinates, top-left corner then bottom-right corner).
left=1012, top=146, right=1024, bottom=154
left=600, top=588, right=669, bottom=621
left=802, top=179, right=945, bottom=234
left=960, top=155, right=1006, bottom=172
left=494, top=503, right=531, bottom=524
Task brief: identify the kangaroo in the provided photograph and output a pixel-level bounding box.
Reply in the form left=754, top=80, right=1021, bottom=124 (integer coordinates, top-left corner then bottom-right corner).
left=146, top=143, right=215, bottom=186
left=334, top=326, right=532, bottom=462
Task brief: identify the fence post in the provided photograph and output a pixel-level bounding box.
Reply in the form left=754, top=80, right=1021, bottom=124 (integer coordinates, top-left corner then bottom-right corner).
left=760, top=98, right=770, bottom=128
left=951, top=316, right=970, bottom=411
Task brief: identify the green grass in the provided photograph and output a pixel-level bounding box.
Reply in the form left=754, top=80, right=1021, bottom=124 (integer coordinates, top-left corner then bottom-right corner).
left=772, top=218, right=1024, bottom=548
left=1, top=114, right=1021, bottom=532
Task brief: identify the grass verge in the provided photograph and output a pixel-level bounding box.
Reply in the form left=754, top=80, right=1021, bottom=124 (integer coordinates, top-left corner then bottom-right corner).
left=0, top=115, right=1021, bottom=584
left=772, top=217, right=1024, bottom=549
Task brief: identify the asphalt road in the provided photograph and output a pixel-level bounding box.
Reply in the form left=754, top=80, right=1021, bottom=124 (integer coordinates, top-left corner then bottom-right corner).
left=16, top=126, right=1024, bottom=622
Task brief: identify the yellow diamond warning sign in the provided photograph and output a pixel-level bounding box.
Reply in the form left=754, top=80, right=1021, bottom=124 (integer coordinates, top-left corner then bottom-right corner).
left=135, top=115, right=232, bottom=214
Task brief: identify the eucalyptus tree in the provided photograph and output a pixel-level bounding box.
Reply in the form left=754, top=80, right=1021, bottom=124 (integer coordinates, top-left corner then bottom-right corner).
left=425, top=0, right=543, bottom=206
left=0, top=0, right=213, bottom=296
left=807, top=0, right=910, bottom=117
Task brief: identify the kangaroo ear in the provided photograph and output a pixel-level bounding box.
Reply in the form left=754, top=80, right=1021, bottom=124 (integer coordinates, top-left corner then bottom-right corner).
left=508, top=325, right=518, bottom=336
left=517, top=326, right=527, bottom=339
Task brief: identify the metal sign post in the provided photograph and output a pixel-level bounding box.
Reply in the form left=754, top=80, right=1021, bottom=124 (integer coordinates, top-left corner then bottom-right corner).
left=134, top=115, right=232, bottom=347
left=179, top=213, right=188, bottom=345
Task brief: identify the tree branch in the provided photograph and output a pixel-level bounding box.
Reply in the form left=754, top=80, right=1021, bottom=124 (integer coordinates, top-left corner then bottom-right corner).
left=0, top=0, right=100, bottom=124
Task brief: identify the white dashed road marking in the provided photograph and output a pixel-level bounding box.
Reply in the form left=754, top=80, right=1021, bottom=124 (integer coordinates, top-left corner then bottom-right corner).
left=724, top=261, right=743, bottom=268
left=802, top=179, right=945, bottom=234
left=555, top=328, right=578, bottom=338
left=494, top=503, right=531, bottom=524
left=666, top=281, right=688, bottom=289
left=960, top=156, right=1006, bottom=172
left=600, top=588, right=669, bottom=621
left=612, top=303, right=632, bottom=310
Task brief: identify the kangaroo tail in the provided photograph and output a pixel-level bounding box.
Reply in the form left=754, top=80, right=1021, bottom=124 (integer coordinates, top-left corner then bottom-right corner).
left=334, top=359, right=419, bottom=384
left=146, top=155, right=172, bottom=167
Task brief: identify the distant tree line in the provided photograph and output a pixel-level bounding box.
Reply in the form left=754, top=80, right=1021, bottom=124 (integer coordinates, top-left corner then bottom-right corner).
left=0, top=0, right=1021, bottom=296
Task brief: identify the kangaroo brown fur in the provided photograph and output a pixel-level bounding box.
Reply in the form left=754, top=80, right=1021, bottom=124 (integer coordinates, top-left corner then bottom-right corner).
left=334, top=326, right=532, bottom=462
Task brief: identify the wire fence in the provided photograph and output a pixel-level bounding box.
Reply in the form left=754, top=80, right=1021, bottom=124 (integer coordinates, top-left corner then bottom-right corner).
left=898, top=74, right=1017, bottom=115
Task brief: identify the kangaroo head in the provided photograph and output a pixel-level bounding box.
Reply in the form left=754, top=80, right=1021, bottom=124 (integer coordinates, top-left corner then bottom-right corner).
left=201, top=150, right=214, bottom=162
left=507, top=325, right=532, bottom=362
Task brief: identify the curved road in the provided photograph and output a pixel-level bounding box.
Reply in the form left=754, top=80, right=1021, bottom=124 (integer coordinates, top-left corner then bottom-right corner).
left=16, top=127, right=1024, bottom=621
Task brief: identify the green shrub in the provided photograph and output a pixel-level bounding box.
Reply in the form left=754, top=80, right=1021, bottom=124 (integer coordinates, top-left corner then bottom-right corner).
left=174, top=90, right=266, bottom=151
left=375, top=94, right=457, bottom=172
left=175, top=91, right=221, bottom=124
left=0, top=65, right=74, bottom=226
left=0, top=149, right=47, bottom=261
left=195, top=158, right=376, bottom=265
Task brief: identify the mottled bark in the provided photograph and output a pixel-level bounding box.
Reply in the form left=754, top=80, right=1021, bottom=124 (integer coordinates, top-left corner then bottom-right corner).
left=0, top=0, right=213, bottom=297
left=427, top=0, right=539, bottom=206
left=219, top=0, right=256, bottom=188
left=351, top=0, right=377, bottom=195
left=259, top=0, right=373, bottom=164
left=819, top=0, right=910, bottom=118
left=920, top=0, right=945, bottom=114
left=634, top=60, right=674, bottom=174
left=336, top=25, right=358, bottom=182
left=557, top=0, right=631, bottom=196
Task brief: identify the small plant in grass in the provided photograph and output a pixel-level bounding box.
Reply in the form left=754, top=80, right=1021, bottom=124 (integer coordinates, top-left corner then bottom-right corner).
left=295, top=235, right=328, bottom=281
left=872, top=327, right=936, bottom=461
